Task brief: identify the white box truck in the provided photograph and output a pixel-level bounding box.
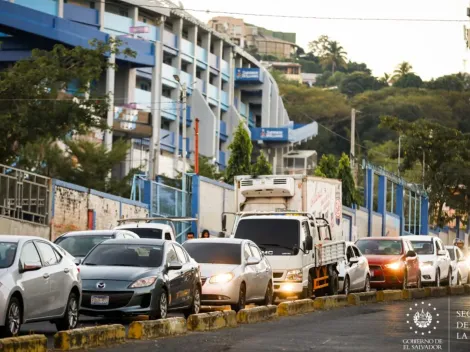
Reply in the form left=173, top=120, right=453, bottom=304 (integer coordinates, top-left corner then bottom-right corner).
left=222, top=175, right=346, bottom=300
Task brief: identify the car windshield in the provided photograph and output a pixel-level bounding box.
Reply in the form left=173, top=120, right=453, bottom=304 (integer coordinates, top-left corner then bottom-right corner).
left=356, top=239, right=403, bottom=255
left=411, top=241, right=434, bottom=255
left=0, top=242, right=17, bottom=268
left=55, top=235, right=113, bottom=257
left=121, top=228, right=162, bottom=239
left=446, top=248, right=455, bottom=261
left=82, top=244, right=163, bottom=267
left=233, top=219, right=300, bottom=256
left=183, top=243, right=241, bottom=265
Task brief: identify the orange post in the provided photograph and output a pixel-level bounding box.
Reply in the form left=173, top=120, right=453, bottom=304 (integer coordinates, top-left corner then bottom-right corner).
left=195, top=118, right=200, bottom=174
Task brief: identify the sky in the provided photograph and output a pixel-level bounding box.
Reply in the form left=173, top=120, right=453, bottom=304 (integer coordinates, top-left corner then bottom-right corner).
left=180, top=0, right=470, bottom=80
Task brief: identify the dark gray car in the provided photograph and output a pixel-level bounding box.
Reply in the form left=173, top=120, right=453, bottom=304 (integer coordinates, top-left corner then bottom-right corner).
left=79, top=239, right=201, bottom=319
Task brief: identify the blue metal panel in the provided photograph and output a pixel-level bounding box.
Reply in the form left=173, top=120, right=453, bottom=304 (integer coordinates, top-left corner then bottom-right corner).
left=143, top=179, right=152, bottom=205
left=395, top=184, right=404, bottom=236
left=366, top=168, right=374, bottom=237
left=64, top=3, right=99, bottom=27
left=15, top=0, right=57, bottom=16
left=191, top=175, right=199, bottom=236
left=0, top=50, right=31, bottom=61
left=420, top=197, right=429, bottom=235
left=378, top=175, right=386, bottom=237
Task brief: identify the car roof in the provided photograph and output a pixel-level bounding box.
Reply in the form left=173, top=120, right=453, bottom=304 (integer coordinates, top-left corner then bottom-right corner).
left=61, top=230, right=132, bottom=237
left=100, top=238, right=167, bottom=246
left=184, top=238, right=247, bottom=245
left=115, top=223, right=171, bottom=230
left=406, top=235, right=434, bottom=241
left=0, top=235, right=47, bottom=243
left=357, top=237, right=403, bottom=241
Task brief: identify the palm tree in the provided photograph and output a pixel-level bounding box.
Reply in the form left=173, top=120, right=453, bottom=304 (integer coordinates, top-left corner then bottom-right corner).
left=380, top=73, right=391, bottom=85
left=392, top=62, right=413, bottom=82
left=320, top=41, right=347, bottom=74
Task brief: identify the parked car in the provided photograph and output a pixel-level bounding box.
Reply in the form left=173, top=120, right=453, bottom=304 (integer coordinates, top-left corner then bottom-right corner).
left=54, top=230, right=140, bottom=264
left=338, top=242, right=370, bottom=295
left=182, top=238, right=273, bottom=311
left=356, top=237, right=421, bottom=289
left=0, top=236, right=82, bottom=337
left=407, top=235, right=452, bottom=287
left=445, top=245, right=470, bottom=285
left=79, top=239, right=201, bottom=319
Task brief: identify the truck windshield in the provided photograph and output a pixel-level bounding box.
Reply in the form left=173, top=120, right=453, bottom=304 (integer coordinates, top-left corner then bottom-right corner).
left=121, top=228, right=163, bottom=239
left=234, top=219, right=300, bottom=256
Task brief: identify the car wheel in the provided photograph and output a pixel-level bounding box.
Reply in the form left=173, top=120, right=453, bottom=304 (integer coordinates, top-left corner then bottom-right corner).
left=417, top=272, right=422, bottom=289
left=55, top=292, right=79, bottom=331
left=445, top=269, right=452, bottom=287
left=364, top=275, right=371, bottom=292
left=183, top=285, right=201, bottom=318
left=402, top=270, right=408, bottom=290
left=343, top=276, right=351, bottom=295
left=231, top=283, right=246, bottom=312
left=263, top=281, right=273, bottom=306
left=457, top=273, right=461, bottom=286
left=435, top=270, right=440, bottom=287
left=150, top=289, right=168, bottom=320
left=327, top=269, right=339, bottom=296
left=0, top=297, right=21, bottom=337
left=467, top=273, right=470, bottom=285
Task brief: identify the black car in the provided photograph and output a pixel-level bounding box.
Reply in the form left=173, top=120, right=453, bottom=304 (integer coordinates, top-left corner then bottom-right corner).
left=79, top=238, right=201, bottom=319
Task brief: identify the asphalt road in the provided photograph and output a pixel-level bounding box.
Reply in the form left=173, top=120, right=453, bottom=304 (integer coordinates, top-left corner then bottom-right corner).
left=83, top=296, right=470, bottom=352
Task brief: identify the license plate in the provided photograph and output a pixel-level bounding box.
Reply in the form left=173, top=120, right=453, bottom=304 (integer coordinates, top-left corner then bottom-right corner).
left=91, top=295, right=109, bottom=305
left=370, top=270, right=375, bottom=277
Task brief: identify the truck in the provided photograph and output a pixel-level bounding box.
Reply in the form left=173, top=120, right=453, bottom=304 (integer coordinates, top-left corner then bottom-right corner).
left=222, top=175, right=346, bottom=300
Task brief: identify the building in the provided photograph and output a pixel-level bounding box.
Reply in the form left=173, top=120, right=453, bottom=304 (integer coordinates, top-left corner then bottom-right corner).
left=208, top=16, right=297, bottom=59
left=301, top=73, right=321, bottom=87
left=261, top=61, right=302, bottom=83
left=0, top=0, right=317, bottom=179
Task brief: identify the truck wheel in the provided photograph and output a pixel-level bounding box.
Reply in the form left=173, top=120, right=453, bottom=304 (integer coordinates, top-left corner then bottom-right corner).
left=327, top=271, right=339, bottom=295
left=303, top=274, right=313, bottom=299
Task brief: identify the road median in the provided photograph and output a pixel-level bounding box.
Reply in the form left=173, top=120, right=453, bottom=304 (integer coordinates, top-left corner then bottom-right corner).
left=425, top=287, right=448, bottom=298
left=187, top=311, right=237, bottom=331
left=54, top=324, right=125, bottom=350
left=465, top=284, right=470, bottom=294
left=128, top=317, right=187, bottom=339
left=0, top=334, right=47, bottom=352
left=277, top=299, right=315, bottom=316
left=314, top=295, right=349, bottom=310
left=448, top=285, right=466, bottom=296
left=376, top=290, right=404, bottom=302
left=237, top=305, right=277, bottom=324
left=348, top=292, right=377, bottom=305
left=403, top=288, right=429, bottom=300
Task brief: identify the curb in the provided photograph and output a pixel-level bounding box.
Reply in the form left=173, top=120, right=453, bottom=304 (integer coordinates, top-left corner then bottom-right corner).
left=425, top=287, right=448, bottom=298
left=54, top=324, right=125, bottom=350
left=277, top=299, right=315, bottom=316
left=187, top=311, right=237, bottom=331
left=0, top=334, right=47, bottom=352
left=465, top=284, right=470, bottom=294
left=448, top=285, right=466, bottom=296
left=376, top=290, right=404, bottom=302
left=403, top=288, right=429, bottom=300
left=127, top=317, right=187, bottom=340
left=348, top=291, right=377, bottom=305
left=236, top=305, right=277, bottom=324
left=313, top=295, right=349, bottom=310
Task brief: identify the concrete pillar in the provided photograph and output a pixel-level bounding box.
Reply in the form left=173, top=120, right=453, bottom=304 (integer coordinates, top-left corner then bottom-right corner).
left=270, top=86, right=279, bottom=127
left=261, top=78, right=272, bottom=127
left=203, top=32, right=211, bottom=102
left=57, top=0, right=64, bottom=17
left=234, top=56, right=243, bottom=110
left=215, top=39, right=223, bottom=162
left=174, top=18, right=183, bottom=72
left=189, top=25, right=198, bottom=81
left=99, top=0, right=105, bottom=31
left=104, top=38, right=116, bottom=151
left=225, top=47, right=234, bottom=106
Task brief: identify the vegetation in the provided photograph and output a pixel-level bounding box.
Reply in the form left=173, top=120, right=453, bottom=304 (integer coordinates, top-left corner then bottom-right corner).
left=225, top=123, right=254, bottom=184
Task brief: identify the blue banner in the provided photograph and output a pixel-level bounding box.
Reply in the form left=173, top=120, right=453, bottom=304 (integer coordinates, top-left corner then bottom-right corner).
left=235, top=68, right=262, bottom=82
left=250, top=127, right=289, bottom=142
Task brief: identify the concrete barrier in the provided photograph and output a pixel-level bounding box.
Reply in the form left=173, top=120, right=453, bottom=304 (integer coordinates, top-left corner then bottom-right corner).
left=128, top=317, right=187, bottom=340
left=376, top=290, right=404, bottom=302
left=425, top=287, right=448, bottom=298
left=277, top=299, right=315, bottom=316
left=187, top=311, right=237, bottom=331
left=348, top=292, right=377, bottom=305
left=313, top=295, right=349, bottom=310
left=0, top=335, right=47, bottom=352
left=54, top=324, right=126, bottom=350
left=236, top=305, right=277, bottom=324
left=465, top=284, right=470, bottom=294
left=448, top=285, right=466, bottom=296
left=403, top=288, right=429, bottom=300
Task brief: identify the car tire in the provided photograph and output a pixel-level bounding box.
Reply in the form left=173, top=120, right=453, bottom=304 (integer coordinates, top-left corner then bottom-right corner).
left=457, top=273, right=461, bottom=286
left=150, top=289, right=168, bottom=320
left=231, top=283, right=246, bottom=312
left=435, top=269, right=440, bottom=287
left=445, top=269, right=452, bottom=287
left=343, top=276, right=351, bottom=295
left=416, top=272, right=422, bottom=289
left=327, top=269, right=339, bottom=296
left=402, top=270, right=408, bottom=290
left=363, top=274, right=371, bottom=292
left=263, top=281, right=274, bottom=306
left=183, top=285, right=201, bottom=318
left=0, top=297, right=22, bottom=337
left=55, top=292, right=79, bottom=332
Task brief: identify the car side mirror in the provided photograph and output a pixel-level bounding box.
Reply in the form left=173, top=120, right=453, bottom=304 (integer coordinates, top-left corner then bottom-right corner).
left=20, top=262, right=42, bottom=273
left=167, top=261, right=183, bottom=270
left=246, top=257, right=260, bottom=265
left=222, top=214, right=227, bottom=232
left=438, top=250, right=446, bottom=256
left=406, top=250, right=417, bottom=257
left=305, top=235, right=313, bottom=251
left=349, top=257, right=359, bottom=264
left=74, top=258, right=82, bottom=266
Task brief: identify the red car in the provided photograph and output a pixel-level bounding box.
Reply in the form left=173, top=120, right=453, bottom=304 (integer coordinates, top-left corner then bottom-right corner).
left=356, top=237, right=421, bottom=289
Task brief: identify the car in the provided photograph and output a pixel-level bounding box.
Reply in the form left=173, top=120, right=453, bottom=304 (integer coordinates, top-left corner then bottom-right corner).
left=407, top=235, right=452, bottom=287
left=182, top=238, right=273, bottom=311
left=338, top=242, right=371, bottom=295
left=54, top=230, right=140, bottom=264
left=445, top=245, right=470, bottom=285
left=78, top=238, right=201, bottom=319
left=0, top=235, right=82, bottom=337
left=356, top=237, right=421, bottom=290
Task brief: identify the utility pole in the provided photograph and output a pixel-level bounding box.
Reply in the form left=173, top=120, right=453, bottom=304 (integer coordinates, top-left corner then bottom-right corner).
left=350, top=108, right=357, bottom=184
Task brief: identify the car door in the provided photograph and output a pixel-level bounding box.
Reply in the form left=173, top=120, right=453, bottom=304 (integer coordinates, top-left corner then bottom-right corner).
left=457, top=248, right=469, bottom=282
left=404, top=240, right=419, bottom=284
left=18, top=241, right=51, bottom=321
left=249, top=244, right=268, bottom=299
left=164, top=243, right=183, bottom=307
left=352, top=245, right=368, bottom=290
left=345, top=246, right=359, bottom=289
left=242, top=243, right=257, bottom=301
left=35, top=240, right=70, bottom=317
left=173, top=243, right=194, bottom=306
left=435, top=240, right=449, bottom=278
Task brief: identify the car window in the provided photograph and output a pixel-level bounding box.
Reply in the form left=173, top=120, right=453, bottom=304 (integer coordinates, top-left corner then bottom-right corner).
left=356, top=239, right=403, bottom=255
left=183, top=242, right=242, bottom=265
left=249, top=244, right=262, bottom=260
left=346, top=246, right=355, bottom=261
left=243, top=244, right=252, bottom=260
left=0, top=242, right=18, bottom=268
left=302, top=222, right=311, bottom=238
left=35, top=242, right=60, bottom=266
left=411, top=240, right=434, bottom=255
left=55, top=235, right=112, bottom=257
left=352, top=246, right=361, bottom=257
left=173, top=244, right=188, bottom=263
left=166, top=245, right=178, bottom=263
left=21, top=242, right=42, bottom=266
left=447, top=248, right=455, bottom=261
left=436, top=240, right=443, bottom=251
left=165, top=233, right=172, bottom=240
left=82, top=244, right=163, bottom=267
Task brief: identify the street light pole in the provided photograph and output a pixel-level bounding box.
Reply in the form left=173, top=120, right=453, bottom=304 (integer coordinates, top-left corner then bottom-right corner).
left=181, top=82, right=187, bottom=177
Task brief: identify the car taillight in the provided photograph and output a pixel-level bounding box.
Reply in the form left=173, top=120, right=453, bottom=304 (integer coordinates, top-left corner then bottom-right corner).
left=76, top=267, right=80, bottom=273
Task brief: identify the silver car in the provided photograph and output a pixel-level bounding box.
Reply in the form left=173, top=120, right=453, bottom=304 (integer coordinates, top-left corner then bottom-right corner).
left=0, top=236, right=82, bottom=337
left=338, top=242, right=371, bottom=295
left=182, top=238, right=273, bottom=311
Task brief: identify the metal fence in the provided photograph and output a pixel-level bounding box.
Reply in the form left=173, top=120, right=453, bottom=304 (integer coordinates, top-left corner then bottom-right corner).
left=0, top=164, right=50, bottom=224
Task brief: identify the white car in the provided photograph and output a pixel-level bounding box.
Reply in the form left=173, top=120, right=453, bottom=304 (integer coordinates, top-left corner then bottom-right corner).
left=338, top=242, right=370, bottom=295
left=408, top=235, right=452, bottom=286
left=445, top=245, right=470, bottom=285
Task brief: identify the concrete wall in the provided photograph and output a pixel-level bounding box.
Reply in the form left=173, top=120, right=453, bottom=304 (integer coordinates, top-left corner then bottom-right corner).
left=385, top=213, right=400, bottom=237
left=0, top=216, right=50, bottom=239
left=372, top=213, right=383, bottom=237
left=356, top=209, right=369, bottom=239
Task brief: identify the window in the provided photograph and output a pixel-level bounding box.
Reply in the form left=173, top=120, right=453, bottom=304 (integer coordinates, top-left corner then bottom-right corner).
left=410, top=240, right=434, bottom=255
left=173, top=244, right=188, bottom=263
left=447, top=248, right=455, bottom=261
left=36, top=242, right=60, bottom=266
left=82, top=244, right=163, bottom=267
left=243, top=244, right=252, bottom=260
left=249, top=245, right=262, bottom=260
left=21, top=242, right=42, bottom=266
left=346, top=246, right=355, bottom=261
left=0, top=242, right=17, bottom=268
left=183, top=243, right=242, bottom=265
left=55, top=235, right=112, bottom=257
left=353, top=246, right=361, bottom=257
left=121, top=228, right=162, bottom=239
left=356, top=239, right=403, bottom=255
left=436, top=240, right=443, bottom=252
left=164, top=233, right=172, bottom=240
left=166, top=245, right=178, bottom=263
left=302, top=222, right=311, bottom=239
left=140, top=82, right=150, bottom=91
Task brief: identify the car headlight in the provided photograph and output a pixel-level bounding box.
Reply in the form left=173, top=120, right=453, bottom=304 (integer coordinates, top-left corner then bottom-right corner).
left=384, top=262, right=403, bottom=270
left=209, top=272, right=234, bottom=284
left=420, top=261, right=434, bottom=268
left=129, top=276, right=157, bottom=288
left=286, top=269, right=303, bottom=282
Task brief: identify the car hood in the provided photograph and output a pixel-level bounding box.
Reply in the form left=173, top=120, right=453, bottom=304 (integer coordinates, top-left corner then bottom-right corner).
left=199, top=264, right=239, bottom=278
left=365, top=255, right=403, bottom=265
left=79, top=265, right=162, bottom=281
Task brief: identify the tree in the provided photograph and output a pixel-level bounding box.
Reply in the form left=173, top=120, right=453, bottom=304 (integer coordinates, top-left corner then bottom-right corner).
left=337, top=153, right=358, bottom=207
left=339, top=72, right=385, bottom=97
left=391, top=62, right=413, bottom=81
left=0, top=39, right=135, bottom=165
left=308, top=35, right=331, bottom=57
left=343, top=61, right=372, bottom=75
left=252, top=151, right=273, bottom=176
left=326, top=71, right=347, bottom=87
left=380, top=73, right=391, bottom=85
left=225, top=123, right=253, bottom=184
left=426, top=74, right=465, bottom=91
left=186, top=155, right=222, bottom=180
left=314, top=154, right=338, bottom=178
left=320, top=41, right=348, bottom=73
left=393, top=73, right=423, bottom=88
